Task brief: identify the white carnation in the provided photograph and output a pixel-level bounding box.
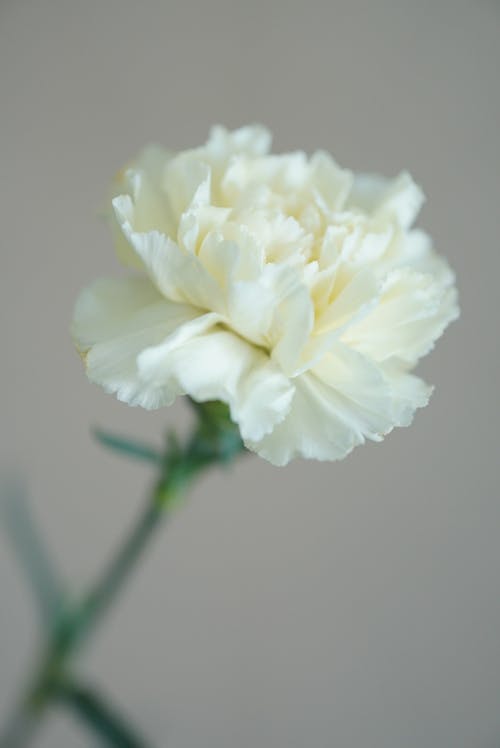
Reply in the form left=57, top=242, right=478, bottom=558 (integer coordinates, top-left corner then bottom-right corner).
left=72, top=125, right=459, bottom=465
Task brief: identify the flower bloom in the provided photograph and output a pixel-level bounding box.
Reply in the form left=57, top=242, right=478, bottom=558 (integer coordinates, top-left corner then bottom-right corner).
left=72, top=126, right=459, bottom=465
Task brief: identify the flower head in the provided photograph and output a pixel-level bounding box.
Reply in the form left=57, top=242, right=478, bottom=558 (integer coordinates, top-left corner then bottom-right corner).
left=72, top=125, right=459, bottom=465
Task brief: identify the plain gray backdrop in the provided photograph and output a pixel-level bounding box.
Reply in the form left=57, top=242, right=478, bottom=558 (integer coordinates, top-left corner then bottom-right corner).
left=1, top=1, right=499, bottom=746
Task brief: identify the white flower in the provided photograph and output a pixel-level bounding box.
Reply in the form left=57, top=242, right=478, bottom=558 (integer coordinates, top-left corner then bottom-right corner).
left=72, top=125, right=459, bottom=465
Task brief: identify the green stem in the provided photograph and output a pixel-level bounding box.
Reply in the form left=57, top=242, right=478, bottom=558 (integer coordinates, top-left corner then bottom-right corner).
left=0, top=485, right=175, bottom=748
left=0, top=401, right=245, bottom=748
left=58, top=680, right=149, bottom=747
left=70, top=486, right=169, bottom=650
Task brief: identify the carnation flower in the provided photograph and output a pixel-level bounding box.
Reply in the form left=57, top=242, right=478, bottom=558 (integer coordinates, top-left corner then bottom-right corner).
left=72, top=125, right=459, bottom=465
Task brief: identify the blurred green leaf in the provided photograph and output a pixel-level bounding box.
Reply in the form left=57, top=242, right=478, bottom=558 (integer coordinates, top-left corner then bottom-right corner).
left=94, top=429, right=163, bottom=465
left=0, top=475, right=65, bottom=629
left=58, top=681, right=151, bottom=748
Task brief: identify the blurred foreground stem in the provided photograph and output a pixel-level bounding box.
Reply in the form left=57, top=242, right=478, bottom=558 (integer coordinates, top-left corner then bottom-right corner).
left=0, top=401, right=245, bottom=748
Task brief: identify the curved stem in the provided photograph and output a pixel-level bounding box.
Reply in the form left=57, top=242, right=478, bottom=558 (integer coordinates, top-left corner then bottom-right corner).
left=70, top=487, right=168, bottom=651
left=0, top=401, right=245, bottom=748
left=58, top=680, right=149, bottom=747
left=0, top=484, right=174, bottom=748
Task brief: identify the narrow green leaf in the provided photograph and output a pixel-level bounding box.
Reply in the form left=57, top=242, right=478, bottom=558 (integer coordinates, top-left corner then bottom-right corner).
left=0, top=475, right=65, bottom=629
left=58, top=681, right=151, bottom=748
left=94, top=429, right=163, bottom=465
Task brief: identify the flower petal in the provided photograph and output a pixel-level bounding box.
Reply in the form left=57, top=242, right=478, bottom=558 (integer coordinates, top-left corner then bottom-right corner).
left=204, top=124, right=272, bottom=159
left=138, top=329, right=294, bottom=442
left=349, top=172, right=424, bottom=229
left=121, top=227, right=223, bottom=313
left=315, top=269, right=379, bottom=335
left=72, top=276, right=162, bottom=349
left=164, top=156, right=211, bottom=221
left=310, top=151, right=353, bottom=212
left=249, top=343, right=428, bottom=465
left=110, top=146, right=175, bottom=268
left=72, top=277, right=202, bottom=409
left=343, top=267, right=459, bottom=364
left=380, top=364, right=432, bottom=427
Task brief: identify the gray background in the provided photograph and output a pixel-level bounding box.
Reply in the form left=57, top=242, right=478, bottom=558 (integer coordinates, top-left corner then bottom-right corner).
left=1, top=0, right=499, bottom=746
